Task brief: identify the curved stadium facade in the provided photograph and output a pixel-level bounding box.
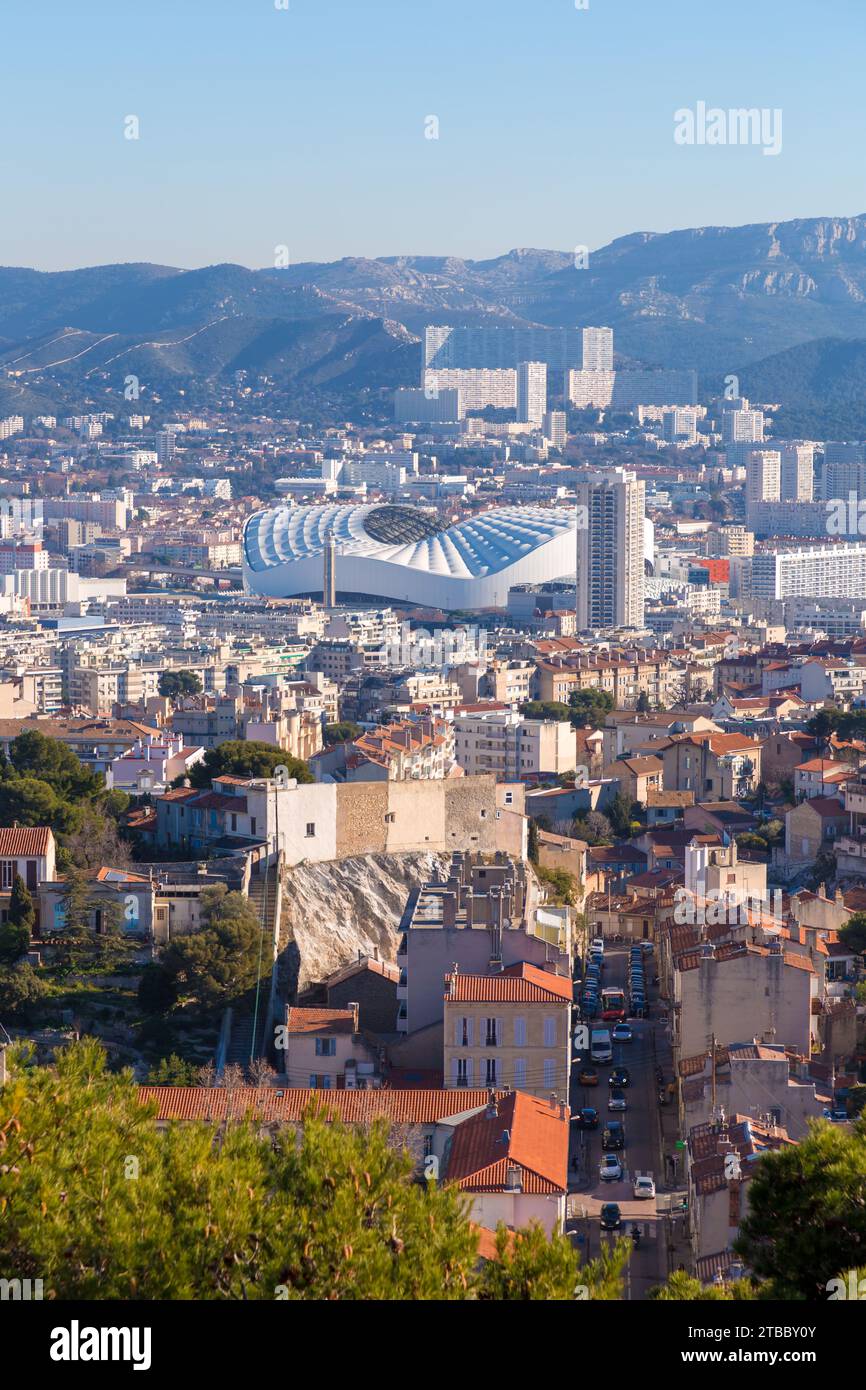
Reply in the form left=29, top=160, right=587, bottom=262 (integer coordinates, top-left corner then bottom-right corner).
left=243, top=502, right=577, bottom=610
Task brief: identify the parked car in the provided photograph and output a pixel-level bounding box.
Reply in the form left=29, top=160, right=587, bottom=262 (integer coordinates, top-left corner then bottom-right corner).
left=633, top=1175, right=656, bottom=1200
left=578, top=1067, right=599, bottom=1086
left=591, top=938, right=605, bottom=953
left=600, top=1202, right=622, bottom=1230
left=599, top=1154, right=623, bottom=1182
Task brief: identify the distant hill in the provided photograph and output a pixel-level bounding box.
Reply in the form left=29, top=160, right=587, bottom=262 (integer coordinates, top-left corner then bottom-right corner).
left=737, top=337, right=866, bottom=436
left=7, top=215, right=866, bottom=411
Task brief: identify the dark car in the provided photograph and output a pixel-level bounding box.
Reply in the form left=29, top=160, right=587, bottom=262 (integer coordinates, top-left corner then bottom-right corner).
left=573, top=1106, right=599, bottom=1129
left=602, top=1121, right=625, bottom=1151
left=600, top=1202, right=622, bottom=1230
left=609, top=1067, right=631, bottom=1088
left=578, top=1067, right=599, bottom=1086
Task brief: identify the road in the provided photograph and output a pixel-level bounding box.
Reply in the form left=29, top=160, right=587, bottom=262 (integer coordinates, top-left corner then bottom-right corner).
left=566, top=944, right=680, bottom=1299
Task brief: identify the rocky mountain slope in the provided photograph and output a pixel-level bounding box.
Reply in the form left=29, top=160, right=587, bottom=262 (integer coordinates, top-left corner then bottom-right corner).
left=6, top=215, right=866, bottom=410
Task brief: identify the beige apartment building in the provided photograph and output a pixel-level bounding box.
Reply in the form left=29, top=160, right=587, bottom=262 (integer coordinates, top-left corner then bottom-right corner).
left=453, top=709, right=576, bottom=779
left=444, top=961, right=572, bottom=1096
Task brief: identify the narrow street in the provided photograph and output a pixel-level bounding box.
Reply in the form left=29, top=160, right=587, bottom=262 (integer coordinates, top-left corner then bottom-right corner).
left=566, top=944, right=690, bottom=1299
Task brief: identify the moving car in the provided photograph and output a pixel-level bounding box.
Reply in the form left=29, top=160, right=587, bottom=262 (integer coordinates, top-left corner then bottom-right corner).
left=611, top=1024, right=633, bottom=1043
left=602, top=1121, right=625, bottom=1151
left=573, top=1106, right=599, bottom=1129
left=600, top=1202, right=622, bottom=1230
left=633, top=1175, right=656, bottom=1200
left=609, top=1067, right=631, bottom=1088
left=607, top=1088, right=627, bottom=1112
left=591, top=938, right=605, bottom=954
left=599, top=1154, right=623, bottom=1182
left=578, top=1067, right=599, bottom=1086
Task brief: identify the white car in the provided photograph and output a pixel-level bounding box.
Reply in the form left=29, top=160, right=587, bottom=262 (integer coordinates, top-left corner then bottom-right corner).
left=633, top=1175, right=656, bottom=1200
left=599, top=1154, right=623, bottom=1183
left=591, top=938, right=605, bottom=954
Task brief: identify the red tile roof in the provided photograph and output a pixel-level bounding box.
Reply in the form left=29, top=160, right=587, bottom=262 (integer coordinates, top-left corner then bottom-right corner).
left=139, top=1086, right=505, bottom=1125
left=445, top=1091, right=568, bottom=1194
left=445, top=961, right=572, bottom=1004
left=285, top=1007, right=356, bottom=1035
left=0, top=826, right=52, bottom=857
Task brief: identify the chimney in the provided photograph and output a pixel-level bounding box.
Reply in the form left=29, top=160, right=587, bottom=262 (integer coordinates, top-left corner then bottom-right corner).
left=548, top=1091, right=557, bottom=1110
left=559, top=1098, right=567, bottom=1121
left=485, top=1088, right=498, bottom=1120
left=348, top=1001, right=360, bottom=1033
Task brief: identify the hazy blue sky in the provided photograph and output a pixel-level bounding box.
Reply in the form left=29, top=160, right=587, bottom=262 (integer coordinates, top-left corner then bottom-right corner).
left=2, top=0, right=864, bottom=270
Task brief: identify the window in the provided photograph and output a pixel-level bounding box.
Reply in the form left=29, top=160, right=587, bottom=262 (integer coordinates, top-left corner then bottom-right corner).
left=485, top=1057, right=498, bottom=1087
left=306, top=822, right=316, bottom=838
left=250, top=818, right=257, bottom=835
left=385, top=812, right=396, bottom=824
left=0, top=862, right=14, bottom=889
left=309, top=1074, right=331, bottom=1089
left=455, top=1016, right=474, bottom=1047
left=514, top=1016, right=527, bottom=1047
left=543, top=1017, right=556, bottom=1048
left=484, top=1017, right=502, bottom=1047
left=454, top=1057, right=472, bottom=1088
left=315, top=1037, right=336, bottom=1056
left=513, top=1058, right=527, bottom=1089
left=504, top=791, right=513, bottom=805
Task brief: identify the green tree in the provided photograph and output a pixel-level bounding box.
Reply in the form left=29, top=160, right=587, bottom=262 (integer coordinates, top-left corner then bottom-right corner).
left=840, top=912, right=866, bottom=958
left=0, top=1039, right=621, bottom=1301
left=162, top=892, right=263, bottom=1009
left=650, top=1270, right=756, bottom=1300
left=478, top=1223, right=628, bottom=1300
left=324, top=722, right=362, bottom=746
left=0, top=963, right=48, bottom=1020
left=146, top=1053, right=198, bottom=1085
left=608, top=791, right=635, bottom=838
left=636, top=691, right=651, bottom=714
left=568, top=689, right=615, bottom=728
left=189, top=740, right=312, bottom=788
left=734, top=1116, right=866, bottom=1299
left=0, top=875, right=35, bottom=963
left=137, top=963, right=179, bottom=1015
left=158, top=670, right=203, bottom=699
left=519, top=700, right=571, bottom=722
left=528, top=819, right=540, bottom=864
left=9, top=729, right=102, bottom=800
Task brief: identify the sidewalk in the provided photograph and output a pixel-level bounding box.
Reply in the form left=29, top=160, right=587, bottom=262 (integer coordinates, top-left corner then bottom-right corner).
left=650, top=1014, right=693, bottom=1278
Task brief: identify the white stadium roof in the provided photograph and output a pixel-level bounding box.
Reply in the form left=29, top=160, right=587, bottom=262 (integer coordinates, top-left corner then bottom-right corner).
left=243, top=502, right=577, bottom=610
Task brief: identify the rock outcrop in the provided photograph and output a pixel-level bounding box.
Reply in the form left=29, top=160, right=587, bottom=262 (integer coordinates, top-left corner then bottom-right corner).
left=276, top=851, right=451, bottom=998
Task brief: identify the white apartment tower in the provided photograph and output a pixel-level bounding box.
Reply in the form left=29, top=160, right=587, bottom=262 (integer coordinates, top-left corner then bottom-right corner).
left=779, top=442, right=815, bottom=502
left=582, top=327, right=614, bottom=371
left=575, top=468, right=645, bottom=631
left=517, top=361, right=547, bottom=426
left=745, top=449, right=781, bottom=527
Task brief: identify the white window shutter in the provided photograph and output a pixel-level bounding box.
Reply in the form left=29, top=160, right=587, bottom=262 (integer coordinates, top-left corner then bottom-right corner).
left=465, top=1057, right=473, bottom=1086
left=467, top=1016, right=474, bottom=1046
left=496, top=1017, right=503, bottom=1046
left=454, top=1016, right=463, bottom=1046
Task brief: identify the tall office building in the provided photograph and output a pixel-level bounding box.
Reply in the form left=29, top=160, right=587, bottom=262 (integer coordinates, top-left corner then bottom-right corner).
left=517, top=362, right=547, bottom=425
left=777, top=442, right=815, bottom=501
left=581, top=327, right=614, bottom=371
left=575, top=468, right=646, bottom=630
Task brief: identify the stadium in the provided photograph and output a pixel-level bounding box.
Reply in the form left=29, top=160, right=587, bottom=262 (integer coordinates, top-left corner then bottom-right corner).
left=242, top=502, right=577, bottom=610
